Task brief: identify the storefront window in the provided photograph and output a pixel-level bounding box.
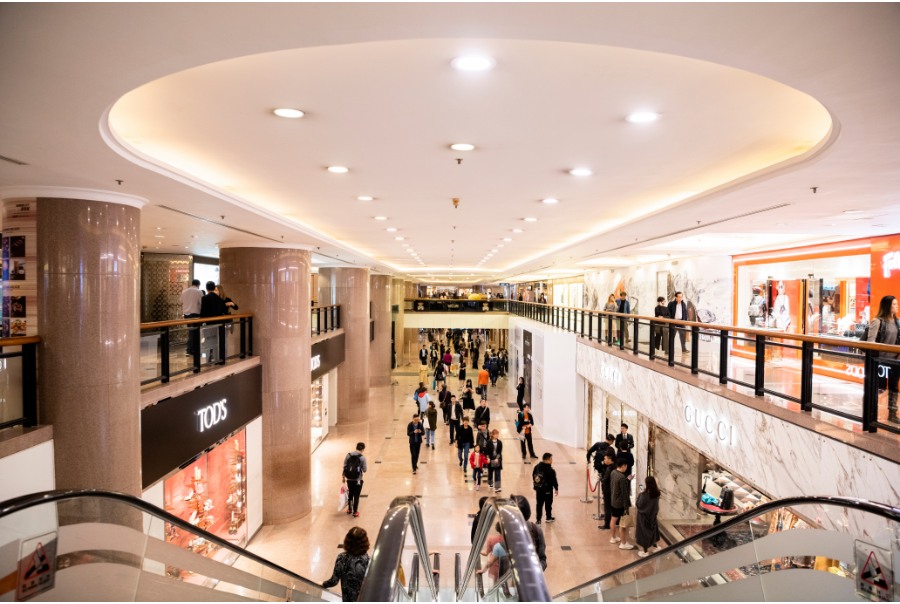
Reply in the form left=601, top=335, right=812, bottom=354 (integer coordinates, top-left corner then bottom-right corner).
left=311, top=375, right=328, bottom=452
left=163, top=431, right=247, bottom=580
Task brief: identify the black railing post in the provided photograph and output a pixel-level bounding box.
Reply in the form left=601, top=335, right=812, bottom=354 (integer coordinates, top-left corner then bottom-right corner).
left=690, top=326, right=700, bottom=374
left=248, top=317, right=254, bottom=357
left=239, top=317, right=247, bottom=359
left=719, top=330, right=729, bottom=384
left=21, top=342, right=37, bottom=427
left=618, top=317, right=626, bottom=350
left=862, top=349, right=878, bottom=432
left=192, top=325, right=201, bottom=373
left=587, top=312, right=593, bottom=341
left=336, top=305, right=341, bottom=329
left=800, top=341, right=814, bottom=412
left=580, top=310, right=585, bottom=338
left=606, top=315, right=613, bottom=346
left=754, top=334, right=766, bottom=396
left=160, top=327, right=170, bottom=384
left=649, top=321, right=656, bottom=360
left=217, top=323, right=227, bottom=365
left=632, top=317, right=639, bottom=355
left=667, top=322, right=676, bottom=367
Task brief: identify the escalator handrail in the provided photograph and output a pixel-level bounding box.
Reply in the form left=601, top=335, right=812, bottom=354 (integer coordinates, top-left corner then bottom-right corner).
left=357, top=496, right=439, bottom=602
left=0, top=488, right=331, bottom=594
left=457, top=497, right=551, bottom=601
left=553, top=494, right=900, bottom=599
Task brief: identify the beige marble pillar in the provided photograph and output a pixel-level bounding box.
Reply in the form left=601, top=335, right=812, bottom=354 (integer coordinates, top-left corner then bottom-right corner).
left=319, top=267, right=369, bottom=424
left=391, top=277, right=406, bottom=366
left=220, top=245, right=312, bottom=523
left=29, top=191, right=144, bottom=495
left=369, top=275, right=392, bottom=386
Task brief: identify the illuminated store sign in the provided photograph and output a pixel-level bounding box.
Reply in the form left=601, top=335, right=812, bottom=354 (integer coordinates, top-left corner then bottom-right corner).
left=311, top=333, right=345, bottom=381
left=882, top=251, right=900, bottom=278
left=196, top=398, right=228, bottom=432
left=599, top=362, right=622, bottom=387
left=684, top=403, right=736, bottom=446
left=311, top=354, right=321, bottom=371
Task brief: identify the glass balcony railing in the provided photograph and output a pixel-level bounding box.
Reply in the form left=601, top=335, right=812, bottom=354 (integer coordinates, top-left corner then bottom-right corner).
left=0, top=335, right=38, bottom=429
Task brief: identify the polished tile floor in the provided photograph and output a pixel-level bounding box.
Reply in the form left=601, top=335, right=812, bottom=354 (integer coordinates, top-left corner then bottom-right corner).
left=245, top=368, right=640, bottom=597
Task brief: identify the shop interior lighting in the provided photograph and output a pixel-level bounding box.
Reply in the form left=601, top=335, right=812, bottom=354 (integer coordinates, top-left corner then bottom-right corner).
left=273, top=108, right=305, bottom=119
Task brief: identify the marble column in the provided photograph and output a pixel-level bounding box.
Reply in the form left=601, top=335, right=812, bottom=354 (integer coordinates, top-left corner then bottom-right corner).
left=369, top=275, right=392, bottom=386
left=391, top=277, right=406, bottom=367
left=319, top=267, right=369, bottom=424
left=220, top=245, right=312, bottom=523
left=28, top=190, right=145, bottom=496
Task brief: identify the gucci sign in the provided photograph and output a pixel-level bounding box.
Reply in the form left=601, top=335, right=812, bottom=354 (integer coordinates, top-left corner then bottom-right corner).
left=684, top=403, right=735, bottom=446
left=196, top=398, right=228, bottom=433
left=599, top=362, right=622, bottom=386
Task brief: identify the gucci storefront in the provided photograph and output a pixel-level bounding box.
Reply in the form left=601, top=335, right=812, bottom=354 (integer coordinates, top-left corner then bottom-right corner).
left=141, top=365, right=263, bottom=580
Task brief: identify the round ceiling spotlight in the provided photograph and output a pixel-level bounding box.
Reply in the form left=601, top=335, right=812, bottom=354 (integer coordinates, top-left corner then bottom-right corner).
left=541, top=197, right=559, bottom=205
left=568, top=168, right=592, bottom=177
left=273, top=108, right=305, bottom=119
left=450, top=143, right=475, bottom=151
left=512, top=228, right=523, bottom=233
left=451, top=55, right=496, bottom=72
left=327, top=166, right=349, bottom=174
left=626, top=111, right=660, bottom=124
left=357, top=195, right=374, bottom=201
left=386, top=227, right=397, bottom=232
left=374, top=216, right=388, bottom=221
left=523, top=217, right=538, bottom=222
left=503, top=237, right=512, bottom=242
left=395, top=236, right=405, bottom=241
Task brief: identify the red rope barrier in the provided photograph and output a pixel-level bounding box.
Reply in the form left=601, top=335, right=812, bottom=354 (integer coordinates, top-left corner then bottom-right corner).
left=587, top=464, right=599, bottom=493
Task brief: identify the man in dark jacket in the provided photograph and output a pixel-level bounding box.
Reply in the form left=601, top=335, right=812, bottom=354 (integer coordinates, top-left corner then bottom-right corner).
left=200, top=281, right=228, bottom=317
left=456, top=417, right=475, bottom=477
left=473, top=399, right=491, bottom=429
left=586, top=433, right=615, bottom=472
left=666, top=291, right=690, bottom=353
left=532, top=453, right=559, bottom=524
left=598, top=451, right=617, bottom=530
left=407, top=414, right=424, bottom=475
left=610, top=458, right=635, bottom=549
left=342, top=442, right=367, bottom=518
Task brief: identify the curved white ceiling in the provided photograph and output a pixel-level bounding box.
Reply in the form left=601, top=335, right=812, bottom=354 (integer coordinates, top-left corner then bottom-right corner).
left=107, top=38, right=831, bottom=278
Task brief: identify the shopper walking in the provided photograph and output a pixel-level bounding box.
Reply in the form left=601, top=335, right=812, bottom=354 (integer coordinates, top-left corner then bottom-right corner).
left=457, top=417, right=475, bottom=478
left=342, top=442, right=367, bottom=518
left=635, top=476, right=662, bottom=557
left=478, top=364, right=490, bottom=399
left=516, top=405, right=538, bottom=460
left=610, top=458, right=634, bottom=550
left=598, top=451, right=617, bottom=530
left=425, top=402, right=438, bottom=449
left=474, top=398, right=491, bottom=430
left=485, top=429, right=504, bottom=492
left=321, top=527, right=370, bottom=602
left=407, top=414, right=424, bottom=475
left=616, top=291, right=632, bottom=345
left=180, top=279, right=203, bottom=355
left=470, top=444, right=488, bottom=491
left=448, top=395, right=462, bottom=444
left=667, top=291, right=690, bottom=353
left=653, top=296, right=670, bottom=353
left=867, top=295, right=900, bottom=423
left=516, top=377, right=525, bottom=410
left=532, top=453, right=558, bottom=525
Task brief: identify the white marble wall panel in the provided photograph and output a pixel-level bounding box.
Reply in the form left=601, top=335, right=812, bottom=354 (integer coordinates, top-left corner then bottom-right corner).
left=653, top=429, right=702, bottom=521
left=576, top=342, right=900, bottom=513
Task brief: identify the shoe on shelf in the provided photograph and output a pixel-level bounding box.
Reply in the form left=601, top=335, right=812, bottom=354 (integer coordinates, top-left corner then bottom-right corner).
left=353, top=512, right=360, bottom=518
left=618, top=543, right=635, bottom=550
left=638, top=550, right=649, bottom=558
left=609, top=537, right=621, bottom=544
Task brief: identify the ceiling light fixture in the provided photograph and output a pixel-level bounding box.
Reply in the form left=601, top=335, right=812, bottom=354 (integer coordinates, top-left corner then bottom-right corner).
left=374, top=216, right=388, bottom=221
left=503, top=238, right=512, bottom=242
left=395, top=236, right=405, bottom=241
left=386, top=227, right=397, bottom=232
left=451, top=55, right=496, bottom=72
left=450, top=143, right=475, bottom=151
left=569, top=168, right=592, bottom=177
left=357, top=195, right=374, bottom=201
left=327, top=166, right=349, bottom=174
left=625, top=111, right=660, bottom=124
left=541, top=198, right=559, bottom=205
left=273, top=108, right=305, bottom=119
left=523, top=217, right=538, bottom=222
left=513, top=228, right=523, bottom=233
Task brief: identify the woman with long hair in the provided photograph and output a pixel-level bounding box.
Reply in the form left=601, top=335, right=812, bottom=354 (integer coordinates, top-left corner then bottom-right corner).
left=867, top=295, right=900, bottom=423
left=322, top=527, right=370, bottom=601
left=635, top=476, right=662, bottom=557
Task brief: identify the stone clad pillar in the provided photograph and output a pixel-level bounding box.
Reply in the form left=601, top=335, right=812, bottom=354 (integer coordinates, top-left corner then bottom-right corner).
left=391, top=277, right=406, bottom=367
left=23, top=189, right=145, bottom=495
left=220, top=245, right=311, bottom=523
left=319, top=267, right=369, bottom=424
left=369, top=275, right=392, bottom=386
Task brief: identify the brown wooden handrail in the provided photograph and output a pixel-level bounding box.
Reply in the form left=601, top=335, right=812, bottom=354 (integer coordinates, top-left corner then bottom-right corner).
left=140, top=313, right=253, bottom=330
left=0, top=335, right=41, bottom=347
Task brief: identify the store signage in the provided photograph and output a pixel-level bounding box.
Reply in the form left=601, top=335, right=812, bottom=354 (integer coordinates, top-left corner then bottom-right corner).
left=142, top=365, right=262, bottom=488
left=599, top=362, right=622, bottom=387
left=311, top=332, right=345, bottom=381
left=844, top=364, right=891, bottom=379
left=196, top=398, right=228, bottom=432
left=882, top=251, right=900, bottom=278
left=684, top=403, right=736, bottom=446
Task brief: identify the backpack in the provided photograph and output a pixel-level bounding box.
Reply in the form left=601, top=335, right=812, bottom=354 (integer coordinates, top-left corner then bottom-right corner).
left=343, top=453, right=362, bottom=481
left=533, top=465, right=547, bottom=490
left=748, top=295, right=765, bottom=318
left=718, top=486, right=734, bottom=510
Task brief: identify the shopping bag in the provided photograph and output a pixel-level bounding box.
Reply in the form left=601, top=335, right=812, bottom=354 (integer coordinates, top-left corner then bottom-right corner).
left=620, top=507, right=635, bottom=528
left=338, top=484, right=348, bottom=512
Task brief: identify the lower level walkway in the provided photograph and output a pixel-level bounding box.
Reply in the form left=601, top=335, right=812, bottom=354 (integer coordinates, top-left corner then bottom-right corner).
left=246, top=370, right=640, bottom=596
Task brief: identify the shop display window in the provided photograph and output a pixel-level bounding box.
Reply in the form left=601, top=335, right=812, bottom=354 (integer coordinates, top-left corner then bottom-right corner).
left=163, top=431, right=247, bottom=581
left=311, top=376, right=328, bottom=452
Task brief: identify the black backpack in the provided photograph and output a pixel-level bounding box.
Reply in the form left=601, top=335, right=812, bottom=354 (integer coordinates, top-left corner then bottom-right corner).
left=344, top=454, right=362, bottom=480
left=533, top=465, right=547, bottom=491
left=719, top=487, right=734, bottom=510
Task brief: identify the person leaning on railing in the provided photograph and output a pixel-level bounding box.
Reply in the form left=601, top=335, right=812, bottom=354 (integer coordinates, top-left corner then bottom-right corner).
left=867, top=295, right=900, bottom=423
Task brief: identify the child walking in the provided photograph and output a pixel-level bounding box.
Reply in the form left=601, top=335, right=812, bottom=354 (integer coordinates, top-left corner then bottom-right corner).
left=469, top=445, right=488, bottom=491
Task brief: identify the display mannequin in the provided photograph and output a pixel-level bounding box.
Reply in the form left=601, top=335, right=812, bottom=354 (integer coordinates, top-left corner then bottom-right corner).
left=772, top=281, right=791, bottom=331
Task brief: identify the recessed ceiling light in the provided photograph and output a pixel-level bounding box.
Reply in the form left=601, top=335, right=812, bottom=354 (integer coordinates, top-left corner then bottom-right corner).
left=523, top=217, right=538, bottom=222
left=450, top=143, right=475, bottom=151
left=327, top=166, right=349, bottom=174
left=625, top=111, right=660, bottom=124
left=156, top=227, right=163, bottom=230
left=374, top=216, right=388, bottom=221
left=386, top=227, right=397, bottom=232
left=541, top=198, right=559, bottom=205
left=503, top=238, right=512, bottom=242
left=842, top=210, right=862, bottom=215
left=512, top=229, right=523, bottom=233
left=395, top=236, right=405, bottom=241
left=451, top=55, right=496, bottom=72
left=569, top=168, right=592, bottom=176
left=357, top=195, right=374, bottom=201
left=153, top=235, right=165, bottom=238
left=497, top=244, right=503, bottom=248
left=273, top=108, right=305, bottom=119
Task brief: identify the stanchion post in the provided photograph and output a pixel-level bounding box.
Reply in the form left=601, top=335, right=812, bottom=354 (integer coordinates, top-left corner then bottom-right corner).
left=580, top=462, right=594, bottom=503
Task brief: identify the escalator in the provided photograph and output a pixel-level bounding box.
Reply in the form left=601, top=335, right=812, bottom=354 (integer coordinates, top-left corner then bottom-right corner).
left=1, top=491, right=897, bottom=601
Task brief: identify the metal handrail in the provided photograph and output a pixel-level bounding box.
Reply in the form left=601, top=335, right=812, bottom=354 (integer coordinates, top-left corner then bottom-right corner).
left=358, top=496, right=440, bottom=602
left=553, top=495, right=900, bottom=600
left=139, top=312, right=253, bottom=330
left=0, top=489, right=334, bottom=597
left=457, top=498, right=550, bottom=602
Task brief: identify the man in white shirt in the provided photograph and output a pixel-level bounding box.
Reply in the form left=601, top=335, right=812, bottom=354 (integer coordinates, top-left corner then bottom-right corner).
left=180, top=279, right=203, bottom=355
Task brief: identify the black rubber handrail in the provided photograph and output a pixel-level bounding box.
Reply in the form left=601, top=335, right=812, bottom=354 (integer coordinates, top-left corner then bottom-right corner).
left=553, top=495, right=900, bottom=599
left=0, top=489, right=332, bottom=596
